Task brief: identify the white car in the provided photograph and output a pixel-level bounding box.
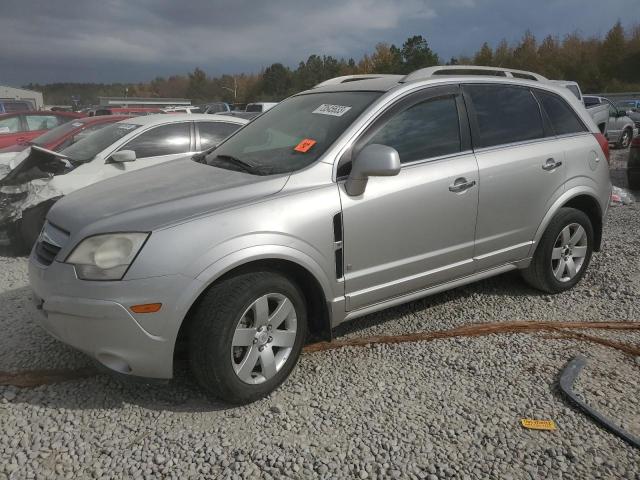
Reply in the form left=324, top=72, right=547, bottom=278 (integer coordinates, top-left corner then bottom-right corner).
left=245, top=102, right=278, bottom=113
left=0, top=114, right=247, bottom=248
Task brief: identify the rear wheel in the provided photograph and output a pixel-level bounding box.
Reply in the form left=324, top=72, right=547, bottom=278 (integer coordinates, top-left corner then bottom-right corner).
left=521, top=208, right=594, bottom=293
left=188, top=271, right=307, bottom=404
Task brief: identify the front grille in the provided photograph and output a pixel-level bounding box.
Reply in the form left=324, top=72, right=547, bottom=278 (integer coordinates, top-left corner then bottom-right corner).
left=34, top=221, right=69, bottom=266
left=35, top=240, right=60, bottom=266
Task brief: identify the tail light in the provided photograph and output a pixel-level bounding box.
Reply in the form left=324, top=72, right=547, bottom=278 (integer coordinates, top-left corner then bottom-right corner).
left=593, top=133, right=610, bottom=164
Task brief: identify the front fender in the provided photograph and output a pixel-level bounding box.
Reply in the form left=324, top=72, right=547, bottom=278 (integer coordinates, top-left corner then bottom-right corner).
left=192, top=243, right=336, bottom=302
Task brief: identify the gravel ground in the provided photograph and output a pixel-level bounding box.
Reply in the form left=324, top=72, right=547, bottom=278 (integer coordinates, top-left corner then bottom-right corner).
left=0, top=149, right=638, bottom=479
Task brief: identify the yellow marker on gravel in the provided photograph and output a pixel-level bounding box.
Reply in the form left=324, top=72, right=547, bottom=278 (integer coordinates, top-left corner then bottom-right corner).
left=521, top=419, right=557, bottom=431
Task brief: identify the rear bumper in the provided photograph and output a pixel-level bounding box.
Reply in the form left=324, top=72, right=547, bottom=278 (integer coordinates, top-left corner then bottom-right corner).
left=29, top=256, right=198, bottom=379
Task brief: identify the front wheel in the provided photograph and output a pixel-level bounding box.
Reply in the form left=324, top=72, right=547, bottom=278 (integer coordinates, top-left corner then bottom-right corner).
left=618, top=128, right=632, bottom=149
left=521, top=208, right=594, bottom=293
left=188, top=271, right=307, bottom=404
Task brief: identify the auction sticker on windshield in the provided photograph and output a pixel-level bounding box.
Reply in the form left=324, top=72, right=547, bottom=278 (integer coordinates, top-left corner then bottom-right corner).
left=313, top=104, right=352, bottom=117
left=294, top=138, right=317, bottom=153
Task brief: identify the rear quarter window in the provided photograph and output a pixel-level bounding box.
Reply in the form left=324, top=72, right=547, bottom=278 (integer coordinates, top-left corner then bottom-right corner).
left=464, top=84, right=544, bottom=148
left=535, top=90, right=587, bottom=136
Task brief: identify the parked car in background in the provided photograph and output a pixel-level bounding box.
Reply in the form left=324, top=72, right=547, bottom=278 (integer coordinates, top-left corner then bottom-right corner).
left=584, top=96, right=637, bottom=148
left=549, top=81, right=609, bottom=136
left=219, top=111, right=260, bottom=121
left=245, top=102, right=278, bottom=113
left=627, top=136, right=640, bottom=190
left=0, top=111, right=84, bottom=149
left=616, top=100, right=640, bottom=133
left=0, top=100, right=35, bottom=113
left=162, top=106, right=200, bottom=114
left=202, top=102, right=232, bottom=114
left=616, top=99, right=640, bottom=112
left=27, top=66, right=611, bottom=404
left=0, top=114, right=247, bottom=248
left=0, top=116, right=131, bottom=178
left=88, top=107, right=164, bottom=117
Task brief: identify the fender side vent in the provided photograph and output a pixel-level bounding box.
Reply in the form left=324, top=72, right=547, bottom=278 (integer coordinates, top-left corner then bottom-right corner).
left=333, top=213, right=343, bottom=279
left=333, top=212, right=343, bottom=242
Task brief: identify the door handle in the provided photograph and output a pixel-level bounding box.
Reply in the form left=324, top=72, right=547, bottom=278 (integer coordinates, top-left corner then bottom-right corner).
left=448, top=178, right=476, bottom=193
left=542, top=158, right=562, bottom=171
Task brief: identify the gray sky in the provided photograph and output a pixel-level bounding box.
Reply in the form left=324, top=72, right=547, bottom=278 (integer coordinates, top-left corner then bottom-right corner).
left=0, top=0, right=636, bottom=86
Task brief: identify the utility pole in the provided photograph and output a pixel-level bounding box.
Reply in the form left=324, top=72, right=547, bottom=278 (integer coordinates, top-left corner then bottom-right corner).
left=221, top=76, right=237, bottom=103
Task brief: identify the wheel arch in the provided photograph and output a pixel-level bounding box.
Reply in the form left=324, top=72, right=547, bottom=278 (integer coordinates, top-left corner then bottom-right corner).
left=530, top=189, right=604, bottom=257
left=174, top=254, right=334, bottom=367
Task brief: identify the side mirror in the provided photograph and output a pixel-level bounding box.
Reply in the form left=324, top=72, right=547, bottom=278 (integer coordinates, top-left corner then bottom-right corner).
left=345, top=144, right=401, bottom=196
left=107, top=150, right=136, bottom=164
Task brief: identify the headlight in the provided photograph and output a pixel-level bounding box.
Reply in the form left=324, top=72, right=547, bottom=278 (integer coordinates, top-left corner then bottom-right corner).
left=66, top=233, right=149, bottom=280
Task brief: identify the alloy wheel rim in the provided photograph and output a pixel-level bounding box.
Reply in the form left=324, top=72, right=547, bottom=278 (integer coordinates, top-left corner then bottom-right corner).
left=621, top=131, right=631, bottom=148
left=231, top=293, right=297, bottom=384
left=551, top=223, right=588, bottom=283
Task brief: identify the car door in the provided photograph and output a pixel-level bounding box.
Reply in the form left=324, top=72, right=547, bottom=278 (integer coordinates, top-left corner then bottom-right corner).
left=339, top=85, right=479, bottom=311
left=463, top=84, right=566, bottom=270
left=114, top=121, right=194, bottom=173
left=0, top=115, right=25, bottom=148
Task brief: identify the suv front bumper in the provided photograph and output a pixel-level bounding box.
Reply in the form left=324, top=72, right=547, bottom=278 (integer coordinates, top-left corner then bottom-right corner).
left=28, top=255, right=198, bottom=379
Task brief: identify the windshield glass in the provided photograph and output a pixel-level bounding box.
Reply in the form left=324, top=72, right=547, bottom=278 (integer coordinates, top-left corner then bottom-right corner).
left=204, top=91, right=381, bottom=175
left=61, top=122, right=140, bottom=162
left=31, top=120, right=84, bottom=146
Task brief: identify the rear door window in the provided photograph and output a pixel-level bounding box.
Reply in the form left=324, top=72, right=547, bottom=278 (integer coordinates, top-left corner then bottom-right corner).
left=198, top=121, right=241, bottom=149
left=366, top=96, right=461, bottom=164
left=535, top=90, right=586, bottom=136
left=464, top=85, right=544, bottom=148
left=25, top=115, right=60, bottom=131
left=121, top=122, right=191, bottom=158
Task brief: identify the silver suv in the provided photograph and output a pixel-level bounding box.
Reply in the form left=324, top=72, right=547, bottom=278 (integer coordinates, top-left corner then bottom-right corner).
left=29, top=66, right=612, bottom=404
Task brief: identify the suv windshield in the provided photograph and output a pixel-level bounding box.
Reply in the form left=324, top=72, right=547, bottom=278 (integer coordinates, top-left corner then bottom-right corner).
left=204, top=91, right=381, bottom=175
left=61, top=122, right=140, bottom=163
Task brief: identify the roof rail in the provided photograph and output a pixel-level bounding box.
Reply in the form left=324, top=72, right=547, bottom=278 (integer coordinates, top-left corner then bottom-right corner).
left=313, top=74, right=400, bottom=88
left=401, top=65, right=548, bottom=83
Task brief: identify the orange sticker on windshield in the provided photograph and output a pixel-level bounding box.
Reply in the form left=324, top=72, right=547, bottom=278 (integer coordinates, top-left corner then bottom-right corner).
left=294, top=138, right=317, bottom=153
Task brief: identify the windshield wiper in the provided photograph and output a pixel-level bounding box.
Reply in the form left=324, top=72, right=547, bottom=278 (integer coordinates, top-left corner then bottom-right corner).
left=208, top=155, right=262, bottom=175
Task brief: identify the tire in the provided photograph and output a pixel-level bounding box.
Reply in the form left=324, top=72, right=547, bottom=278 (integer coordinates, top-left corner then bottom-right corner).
left=628, top=171, right=640, bottom=190
left=188, top=271, right=308, bottom=404
left=617, top=128, right=632, bottom=149
left=521, top=207, right=594, bottom=294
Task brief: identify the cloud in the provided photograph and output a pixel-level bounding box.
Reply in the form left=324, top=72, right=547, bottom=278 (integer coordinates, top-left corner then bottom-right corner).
left=0, top=0, right=636, bottom=84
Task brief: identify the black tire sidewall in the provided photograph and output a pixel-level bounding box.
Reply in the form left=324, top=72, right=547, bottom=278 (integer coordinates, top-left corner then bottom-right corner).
left=539, top=209, right=594, bottom=292
left=190, top=271, right=307, bottom=404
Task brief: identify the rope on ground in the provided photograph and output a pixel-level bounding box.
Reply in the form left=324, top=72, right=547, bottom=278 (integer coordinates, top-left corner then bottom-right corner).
left=1, top=321, right=638, bottom=387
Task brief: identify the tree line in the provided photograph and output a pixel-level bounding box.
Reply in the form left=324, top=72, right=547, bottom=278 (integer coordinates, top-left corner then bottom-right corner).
left=26, top=21, right=640, bottom=107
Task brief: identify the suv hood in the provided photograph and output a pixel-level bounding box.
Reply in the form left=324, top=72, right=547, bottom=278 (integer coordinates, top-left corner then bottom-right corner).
left=47, top=157, right=289, bottom=234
